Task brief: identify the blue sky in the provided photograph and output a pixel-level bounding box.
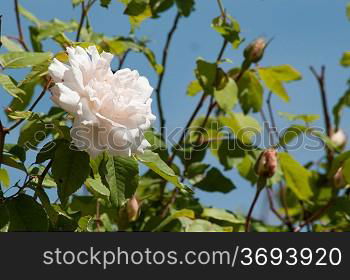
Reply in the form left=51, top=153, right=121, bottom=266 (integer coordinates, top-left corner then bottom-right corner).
left=1, top=0, right=350, bottom=223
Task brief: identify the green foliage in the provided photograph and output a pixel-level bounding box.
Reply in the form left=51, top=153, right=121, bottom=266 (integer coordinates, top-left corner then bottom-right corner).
left=279, top=153, right=313, bottom=201
left=103, top=155, right=139, bottom=208
left=5, top=195, right=49, bottom=231
left=258, top=65, right=302, bottom=102
left=194, top=167, right=235, bottom=193
left=52, top=142, right=90, bottom=206
left=0, top=52, right=52, bottom=69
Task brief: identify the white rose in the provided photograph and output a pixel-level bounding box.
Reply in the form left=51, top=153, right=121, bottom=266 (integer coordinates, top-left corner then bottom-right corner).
left=48, top=46, right=156, bottom=157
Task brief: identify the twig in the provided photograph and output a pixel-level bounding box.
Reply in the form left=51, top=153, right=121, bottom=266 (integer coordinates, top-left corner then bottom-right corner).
left=0, top=120, right=5, bottom=169
left=14, top=0, right=29, bottom=51
left=0, top=15, right=3, bottom=48
left=76, top=0, right=97, bottom=42
left=266, top=187, right=293, bottom=231
left=37, top=160, right=53, bottom=190
left=118, top=49, right=130, bottom=70
left=294, top=200, right=334, bottom=232
left=155, top=12, right=181, bottom=138
left=245, top=183, right=264, bottom=232
left=6, top=79, right=52, bottom=132
left=310, top=66, right=333, bottom=163
left=279, top=183, right=294, bottom=230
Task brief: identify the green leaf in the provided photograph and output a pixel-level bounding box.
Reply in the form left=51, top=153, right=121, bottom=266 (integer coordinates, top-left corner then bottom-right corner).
left=278, top=111, right=320, bottom=123
left=0, top=36, right=24, bottom=52
left=124, top=0, right=148, bottom=16
left=85, top=178, right=110, bottom=198
left=185, top=219, right=232, bottom=232
left=0, top=204, right=10, bottom=232
left=100, top=0, right=112, bottom=8
left=237, top=154, right=259, bottom=184
left=194, top=167, right=235, bottom=193
left=104, top=155, right=139, bottom=208
left=5, top=194, right=49, bottom=231
left=137, top=150, right=192, bottom=193
left=211, top=15, right=241, bottom=48
left=258, top=65, right=302, bottom=102
left=36, top=139, right=65, bottom=164
left=202, top=208, right=243, bottom=224
left=215, top=139, right=246, bottom=170
left=152, top=209, right=195, bottom=232
left=340, top=52, right=350, bottom=67
left=279, top=153, right=313, bottom=201
left=187, top=79, right=203, bottom=96
left=347, top=3, right=350, bottom=21
left=343, top=159, right=350, bottom=184
left=4, top=144, right=26, bottom=162
left=150, top=0, right=174, bottom=16
left=278, top=124, right=307, bottom=147
left=195, top=58, right=217, bottom=94
left=232, top=69, right=264, bottom=114
left=6, top=82, right=36, bottom=118
left=0, top=74, right=26, bottom=100
left=175, top=0, right=194, bottom=17
left=52, top=143, right=90, bottom=206
left=214, top=78, right=238, bottom=113
left=18, top=120, right=47, bottom=149
left=72, top=0, right=84, bottom=7
left=0, top=168, right=10, bottom=188
left=36, top=19, right=78, bottom=41
left=0, top=52, right=52, bottom=69
left=2, top=154, right=27, bottom=173
left=219, top=112, right=261, bottom=144
left=18, top=4, right=42, bottom=26
left=333, top=89, right=350, bottom=129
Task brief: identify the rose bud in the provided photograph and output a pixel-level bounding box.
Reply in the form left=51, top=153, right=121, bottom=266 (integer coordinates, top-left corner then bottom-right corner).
left=331, top=129, right=347, bottom=149
left=334, top=167, right=347, bottom=189
left=243, top=38, right=267, bottom=64
left=255, top=148, right=278, bottom=178
left=127, top=196, right=140, bottom=222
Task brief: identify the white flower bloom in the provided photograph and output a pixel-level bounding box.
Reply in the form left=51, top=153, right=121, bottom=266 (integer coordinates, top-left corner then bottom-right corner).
left=48, top=46, right=156, bottom=157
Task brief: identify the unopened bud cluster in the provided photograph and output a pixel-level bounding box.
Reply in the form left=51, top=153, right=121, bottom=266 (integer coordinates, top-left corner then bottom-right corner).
left=255, top=148, right=278, bottom=178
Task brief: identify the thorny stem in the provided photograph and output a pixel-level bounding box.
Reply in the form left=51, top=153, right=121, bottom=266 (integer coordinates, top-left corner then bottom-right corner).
left=310, top=66, right=334, bottom=163
left=14, top=0, right=29, bottom=51
left=155, top=13, right=181, bottom=138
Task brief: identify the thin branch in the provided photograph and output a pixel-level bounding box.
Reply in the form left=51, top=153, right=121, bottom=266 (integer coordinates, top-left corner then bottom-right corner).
left=245, top=186, right=263, bottom=232
left=217, top=0, right=226, bottom=19
left=0, top=15, right=3, bottom=48
left=155, top=12, right=181, bottom=138
left=310, top=66, right=333, bottom=163
left=117, top=49, right=130, bottom=70
left=14, top=0, right=29, bottom=51
left=75, top=0, right=97, bottom=42
left=294, top=200, right=334, bottom=232
left=37, top=160, right=53, bottom=190
left=266, top=187, right=294, bottom=231
left=76, top=1, right=86, bottom=42
left=0, top=121, right=6, bottom=169
left=279, top=183, right=294, bottom=230
left=6, top=79, right=52, bottom=132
